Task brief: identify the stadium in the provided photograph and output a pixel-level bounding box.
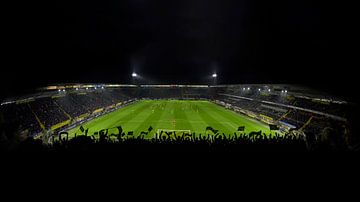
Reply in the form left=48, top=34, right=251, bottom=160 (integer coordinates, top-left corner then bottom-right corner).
left=1, top=1, right=357, bottom=152
left=0, top=82, right=356, bottom=152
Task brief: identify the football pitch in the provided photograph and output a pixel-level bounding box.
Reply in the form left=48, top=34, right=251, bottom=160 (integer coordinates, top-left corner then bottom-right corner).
left=66, top=100, right=277, bottom=139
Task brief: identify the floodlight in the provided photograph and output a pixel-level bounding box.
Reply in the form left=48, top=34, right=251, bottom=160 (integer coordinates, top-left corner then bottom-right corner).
left=58, top=89, right=61, bottom=92
left=212, top=73, right=217, bottom=78
left=243, top=88, right=245, bottom=90
left=132, top=72, right=138, bottom=77
left=247, top=87, right=250, bottom=90
left=268, top=89, right=271, bottom=92
left=285, top=90, right=288, bottom=93
left=101, top=86, right=104, bottom=89
left=258, top=88, right=261, bottom=91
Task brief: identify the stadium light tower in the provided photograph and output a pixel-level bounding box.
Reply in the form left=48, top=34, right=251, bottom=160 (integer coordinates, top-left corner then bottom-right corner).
left=132, top=72, right=139, bottom=85
left=212, top=73, right=217, bottom=85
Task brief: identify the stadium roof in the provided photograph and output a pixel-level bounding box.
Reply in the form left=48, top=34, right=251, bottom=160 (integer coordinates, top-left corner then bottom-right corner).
left=1, top=83, right=348, bottom=105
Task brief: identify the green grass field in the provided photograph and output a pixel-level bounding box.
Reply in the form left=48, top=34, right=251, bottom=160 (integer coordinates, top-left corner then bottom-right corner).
left=66, top=100, right=277, bottom=139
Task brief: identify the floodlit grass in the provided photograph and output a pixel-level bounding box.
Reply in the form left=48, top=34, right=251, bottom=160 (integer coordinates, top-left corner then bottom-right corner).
left=66, top=100, right=277, bottom=139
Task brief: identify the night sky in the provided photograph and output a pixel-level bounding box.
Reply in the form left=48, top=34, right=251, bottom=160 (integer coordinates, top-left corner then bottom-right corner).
left=2, top=0, right=355, bottom=100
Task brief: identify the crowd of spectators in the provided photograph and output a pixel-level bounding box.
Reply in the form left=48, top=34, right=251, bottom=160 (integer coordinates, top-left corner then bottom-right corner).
left=0, top=89, right=132, bottom=138
left=216, top=97, right=287, bottom=121
left=218, top=86, right=348, bottom=118
left=139, top=88, right=184, bottom=99
left=280, top=110, right=313, bottom=128
left=2, top=127, right=354, bottom=152
left=292, top=98, right=348, bottom=117
left=0, top=103, right=42, bottom=136
left=68, top=93, right=102, bottom=112
left=182, top=88, right=212, bottom=99
left=136, top=87, right=212, bottom=100
left=55, top=96, right=87, bottom=118
left=30, top=98, right=69, bottom=128
left=256, top=105, right=286, bottom=120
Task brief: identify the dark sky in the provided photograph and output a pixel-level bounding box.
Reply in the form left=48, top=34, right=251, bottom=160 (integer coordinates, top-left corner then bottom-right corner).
left=2, top=0, right=356, bottom=100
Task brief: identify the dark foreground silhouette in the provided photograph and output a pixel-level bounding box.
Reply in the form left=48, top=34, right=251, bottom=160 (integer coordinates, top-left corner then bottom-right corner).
left=1, top=128, right=354, bottom=152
